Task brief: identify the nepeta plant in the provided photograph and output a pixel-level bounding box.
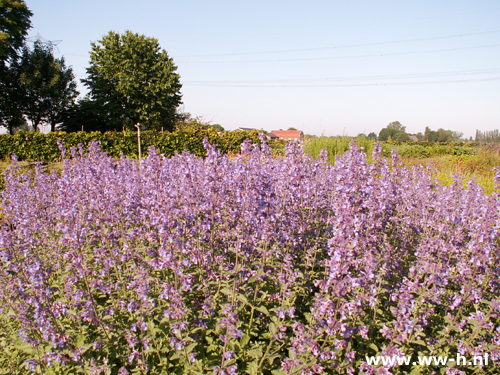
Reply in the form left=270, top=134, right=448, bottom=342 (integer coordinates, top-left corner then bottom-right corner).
left=0, top=138, right=498, bottom=374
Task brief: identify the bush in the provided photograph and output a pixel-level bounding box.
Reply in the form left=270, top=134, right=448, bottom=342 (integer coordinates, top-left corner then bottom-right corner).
left=0, top=129, right=270, bottom=162
left=0, top=141, right=499, bottom=374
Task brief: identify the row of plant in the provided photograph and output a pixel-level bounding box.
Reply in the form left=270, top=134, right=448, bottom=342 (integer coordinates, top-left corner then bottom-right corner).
left=0, top=139, right=498, bottom=374
left=0, top=129, right=284, bottom=162
left=0, top=130, right=483, bottom=163
left=303, top=137, right=478, bottom=164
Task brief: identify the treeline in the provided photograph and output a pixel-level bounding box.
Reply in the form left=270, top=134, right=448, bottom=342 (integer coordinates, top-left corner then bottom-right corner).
left=374, top=121, right=500, bottom=143
left=375, top=122, right=463, bottom=142
left=475, top=130, right=500, bottom=143
left=0, top=1, right=183, bottom=135
left=0, top=2, right=78, bottom=134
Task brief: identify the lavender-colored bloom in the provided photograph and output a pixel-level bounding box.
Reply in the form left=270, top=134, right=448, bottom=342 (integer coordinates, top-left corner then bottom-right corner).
left=1, top=140, right=499, bottom=373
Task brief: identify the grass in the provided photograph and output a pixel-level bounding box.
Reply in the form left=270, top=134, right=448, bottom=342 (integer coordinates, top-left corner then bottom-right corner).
left=401, top=149, right=500, bottom=194
left=303, top=137, right=499, bottom=194
left=303, top=136, right=376, bottom=164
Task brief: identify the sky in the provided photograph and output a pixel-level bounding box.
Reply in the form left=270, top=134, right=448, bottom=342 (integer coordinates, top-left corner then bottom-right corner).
left=24, top=0, right=500, bottom=138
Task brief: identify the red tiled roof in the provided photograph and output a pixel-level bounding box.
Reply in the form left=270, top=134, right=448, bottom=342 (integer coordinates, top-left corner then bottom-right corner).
left=269, top=130, right=303, bottom=139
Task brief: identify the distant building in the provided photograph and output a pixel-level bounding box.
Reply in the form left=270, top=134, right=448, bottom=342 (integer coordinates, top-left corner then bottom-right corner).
left=269, top=130, right=304, bottom=141
left=266, top=132, right=279, bottom=140
left=408, top=135, right=419, bottom=142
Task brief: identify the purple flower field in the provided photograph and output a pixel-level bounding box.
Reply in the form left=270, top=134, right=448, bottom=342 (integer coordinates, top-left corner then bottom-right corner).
left=0, top=139, right=499, bottom=374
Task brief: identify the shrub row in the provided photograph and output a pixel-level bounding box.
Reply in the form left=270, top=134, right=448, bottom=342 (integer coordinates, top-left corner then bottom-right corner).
left=0, top=130, right=480, bottom=163
left=0, top=129, right=284, bottom=162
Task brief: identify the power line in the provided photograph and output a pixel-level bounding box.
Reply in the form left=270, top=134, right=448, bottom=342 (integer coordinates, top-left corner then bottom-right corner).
left=164, top=10, right=499, bottom=43
left=183, top=77, right=500, bottom=87
left=185, top=68, right=500, bottom=83
left=176, top=29, right=500, bottom=58
left=178, top=43, right=500, bottom=64
left=183, top=68, right=500, bottom=87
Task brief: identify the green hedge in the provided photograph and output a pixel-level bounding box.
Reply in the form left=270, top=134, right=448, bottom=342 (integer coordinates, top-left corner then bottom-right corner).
left=0, top=130, right=479, bottom=163
left=0, top=129, right=284, bottom=162
left=389, top=141, right=477, bottom=157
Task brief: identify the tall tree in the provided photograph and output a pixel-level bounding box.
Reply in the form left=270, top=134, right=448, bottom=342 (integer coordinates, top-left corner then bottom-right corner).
left=424, top=126, right=456, bottom=142
left=387, top=121, right=406, bottom=132
left=15, top=41, right=78, bottom=131
left=82, top=30, right=182, bottom=132
left=45, top=55, right=79, bottom=131
left=0, top=0, right=32, bottom=132
left=0, top=0, right=32, bottom=67
left=379, top=121, right=408, bottom=141
left=59, top=96, right=110, bottom=132
left=0, top=61, right=26, bottom=133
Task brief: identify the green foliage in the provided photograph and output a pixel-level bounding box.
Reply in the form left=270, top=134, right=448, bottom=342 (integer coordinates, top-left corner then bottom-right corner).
left=58, top=96, right=111, bottom=133
left=174, top=115, right=210, bottom=132
left=475, top=129, right=500, bottom=143
left=379, top=122, right=408, bottom=142
left=0, top=131, right=480, bottom=165
left=0, top=61, right=25, bottom=134
left=304, top=136, right=375, bottom=164
left=0, top=0, right=32, bottom=65
left=83, top=30, right=182, bottom=132
left=387, top=121, right=405, bottom=132
left=424, top=126, right=462, bottom=142
left=378, top=127, right=397, bottom=142
left=0, top=129, right=271, bottom=162
left=0, top=0, right=32, bottom=134
left=304, top=137, right=478, bottom=164
left=210, top=124, right=225, bottom=132
left=10, top=40, right=78, bottom=132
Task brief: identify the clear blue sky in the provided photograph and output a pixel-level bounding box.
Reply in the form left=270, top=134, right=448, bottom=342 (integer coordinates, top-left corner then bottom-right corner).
left=25, top=0, right=500, bottom=138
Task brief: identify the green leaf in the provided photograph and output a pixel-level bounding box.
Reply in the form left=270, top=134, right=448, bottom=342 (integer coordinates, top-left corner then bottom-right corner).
left=247, top=347, right=263, bottom=359
left=206, top=344, right=218, bottom=353
left=255, top=305, right=269, bottom=315
left=184, top=342, right=197, bottom=354
left=245, top=360, right=260, bottom=375
left=240, top=334, right=250, bottom=349
left=237, top=294, right=249, bottom=304
left=170, top=351, right=182, bottom=360
left=75, top=334, right=86, bottom=347
left=408, top=367, right=425, bottom=375
left=412, top=339, right=427, bottom=346
left=269, top=322, right=277, bottom=336
left=267, top=354, right=280, bottom=365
